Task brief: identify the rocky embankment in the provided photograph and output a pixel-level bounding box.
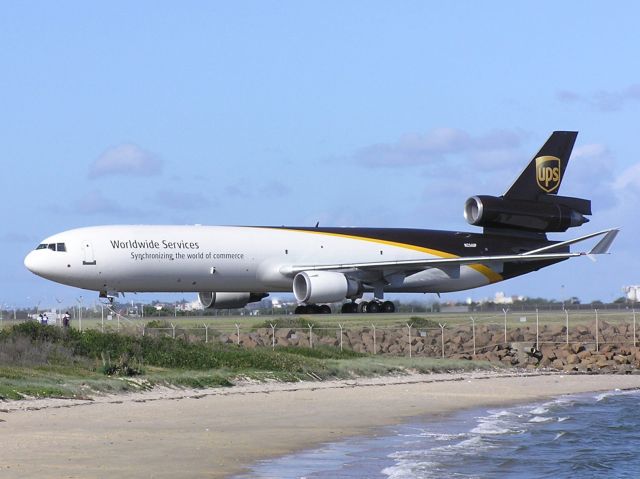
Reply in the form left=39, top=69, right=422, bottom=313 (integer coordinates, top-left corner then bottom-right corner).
left=216, top=320, right=640, bottom=373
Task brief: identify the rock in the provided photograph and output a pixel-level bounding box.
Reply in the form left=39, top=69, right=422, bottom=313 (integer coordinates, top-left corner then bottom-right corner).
left=576, top=325, right=589, bottom=335
left=596, top=358, right=615, bottom=369
left=614, top=354, right=629, bottom=365
left=566, top=354, right=580, bottom=365
left=599, top=344, right=614, bottom=354
left=570, top=343, right=584, bottom=354
left=541, top=346, right=557, bottom=361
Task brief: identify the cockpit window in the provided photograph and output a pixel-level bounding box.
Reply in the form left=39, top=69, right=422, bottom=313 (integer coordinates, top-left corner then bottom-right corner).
left=35, top=243, right=67, bottom=252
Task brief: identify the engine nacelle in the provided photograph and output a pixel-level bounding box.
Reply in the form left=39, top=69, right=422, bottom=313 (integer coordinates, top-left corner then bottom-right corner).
left=293, top=271, right=360, bottom=304
left=464, top=195, right=589, bottom=233
left=198, top=292, right=268, bottom=309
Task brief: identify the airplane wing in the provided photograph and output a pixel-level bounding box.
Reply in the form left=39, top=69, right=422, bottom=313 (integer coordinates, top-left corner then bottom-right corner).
left=280, top=228, right=619, bottom=276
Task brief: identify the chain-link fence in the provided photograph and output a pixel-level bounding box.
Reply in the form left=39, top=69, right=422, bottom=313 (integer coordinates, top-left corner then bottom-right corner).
left=134, top=309, right=638, bottom=359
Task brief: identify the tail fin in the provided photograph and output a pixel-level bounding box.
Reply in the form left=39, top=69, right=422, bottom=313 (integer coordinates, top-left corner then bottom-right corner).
left=504, top=131, right=578, bottom=200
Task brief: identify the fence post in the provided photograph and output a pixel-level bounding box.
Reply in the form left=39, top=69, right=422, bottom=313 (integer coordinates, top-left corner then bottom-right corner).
left=142, top=326, right=145, bottom=337
left=372, top=323, right=376, bottom=355
left=564, top=309, right=569, bottom=345
left=101, top=305, right=104, bottom=333
left=536, top=308, right=540, bottom=350
left=406, top=323, right=413, bottom=358
left=204, top=323, right=208, bottom=343
left=338, top=323, right=343, bottom=351
left=595, top=309, right=599, bottom=352
left=308, top=323, right=313, bottom=349
left=270, top=323, right=276, bottom=350
left=439, top=323, right=446, bottom=358
left=235, top=323, right=240, bottom=346
left=171, top=323, right=176, bottom=339
left=470, top=317, right=476, bottom=357
left=634, top=308, right=637, bottom=348
left=503, top=308, right=509, bottom=344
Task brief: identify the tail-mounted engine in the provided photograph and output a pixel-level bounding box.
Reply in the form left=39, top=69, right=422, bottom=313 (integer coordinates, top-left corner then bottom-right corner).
left=464, top=195, right=591, bottom=233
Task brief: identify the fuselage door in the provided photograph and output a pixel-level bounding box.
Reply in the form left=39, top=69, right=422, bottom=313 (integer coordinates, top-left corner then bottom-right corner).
left=82, top=241, right=96, bottom=265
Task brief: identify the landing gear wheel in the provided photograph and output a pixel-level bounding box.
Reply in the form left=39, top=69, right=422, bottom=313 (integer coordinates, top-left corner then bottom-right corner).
left=319, top=304, right=332, bottom=314
left=359, top=301, right=369, bottom=313
left=382, top=301, right=395, bottom=313
left=367, top=301, right=381, bottom=314
left=341, top=302, right=357, bottom=314
left=294, top=305, right=308, bottom=314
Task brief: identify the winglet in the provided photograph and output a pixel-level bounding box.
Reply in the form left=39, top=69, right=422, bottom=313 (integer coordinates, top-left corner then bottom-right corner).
left=589, top=228, right=619, bottom=255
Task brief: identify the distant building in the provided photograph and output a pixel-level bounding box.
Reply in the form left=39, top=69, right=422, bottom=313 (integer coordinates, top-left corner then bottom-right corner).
left=472, top=292, right=527, bottom=305
left=623, top=286, right=640, bottom=302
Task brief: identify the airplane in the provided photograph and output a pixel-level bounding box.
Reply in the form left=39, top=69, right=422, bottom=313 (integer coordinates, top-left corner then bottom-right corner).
left=24, top=131, right=618, bottom=314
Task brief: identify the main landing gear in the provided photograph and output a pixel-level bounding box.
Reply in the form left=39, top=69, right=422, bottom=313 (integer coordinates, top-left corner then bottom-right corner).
left=294, top=304, right=332, bottom=314
left=341, top=300, right=395, bottom=314
left=294, top=301, right=396, bottom=315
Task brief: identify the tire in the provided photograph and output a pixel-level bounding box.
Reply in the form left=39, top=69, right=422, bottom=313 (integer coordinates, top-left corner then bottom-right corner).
left=367, top=301, right=380, bottom=313
left=294, top=305, right=308, bottom=314
left=359, top=301, right=369, bottom=313
left=382, top=301, right=395, bottom=313
left=319, top=304, right=332, bottom=314
left=341, top=303, right=351, bottom=314
left=310, top=304, right=323, bottom=314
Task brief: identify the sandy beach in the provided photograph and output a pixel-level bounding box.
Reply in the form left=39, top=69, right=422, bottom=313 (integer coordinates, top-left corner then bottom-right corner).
left=1, top=372, right=640, bottom=478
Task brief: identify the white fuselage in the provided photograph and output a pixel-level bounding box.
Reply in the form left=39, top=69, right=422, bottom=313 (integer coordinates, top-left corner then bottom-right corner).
left=24, top=225, right=494, bottom=295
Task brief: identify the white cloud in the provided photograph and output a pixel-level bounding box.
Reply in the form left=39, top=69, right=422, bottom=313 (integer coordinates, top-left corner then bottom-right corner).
left=573, top=143, right=610, bottom=159
left=561, top=142, right=616, bottom=211
left=557, top=84, right=640, bottom=112
left=74, top=190, right=127, bottom=215
left=89, top=143, right=163, bottom=178
left=224, top=179, right=292, bottom=199
left=354, top=127, right=526, bottom=168
left=152, top=190, right=212, bottom=210
left=613, top=162, right=640, bottom=195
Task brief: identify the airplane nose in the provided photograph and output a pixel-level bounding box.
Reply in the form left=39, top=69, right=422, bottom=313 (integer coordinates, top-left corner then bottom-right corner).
left=24, top=251, right=38, bottom=273
left=24, top=250, right=50, bottom=277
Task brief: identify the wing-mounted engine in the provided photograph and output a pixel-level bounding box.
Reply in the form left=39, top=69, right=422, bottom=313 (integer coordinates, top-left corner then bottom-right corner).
left=464, top=195, right=591, bottom=233
left=293, top=271, right=360, bottom=304
left=198, top=291, right=268, bottom=309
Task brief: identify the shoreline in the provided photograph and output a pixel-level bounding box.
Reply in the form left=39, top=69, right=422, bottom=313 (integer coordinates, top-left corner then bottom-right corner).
left=2, top=372, right=640, bottom=478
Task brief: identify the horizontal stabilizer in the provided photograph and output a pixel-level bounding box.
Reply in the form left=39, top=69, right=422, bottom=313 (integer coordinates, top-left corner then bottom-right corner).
left=522, top=228, right=619, bottom=256
left=589, top=229, right=619, bottom=254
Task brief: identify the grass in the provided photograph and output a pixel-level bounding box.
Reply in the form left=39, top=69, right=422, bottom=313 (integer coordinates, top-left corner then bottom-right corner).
left=0, top=322, right=506, bottom=401
left=15, top=308, right=633, bottom=337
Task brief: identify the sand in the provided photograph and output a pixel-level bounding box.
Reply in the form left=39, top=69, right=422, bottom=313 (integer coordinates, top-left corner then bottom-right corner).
left=1, top=371, right=640, bottom=478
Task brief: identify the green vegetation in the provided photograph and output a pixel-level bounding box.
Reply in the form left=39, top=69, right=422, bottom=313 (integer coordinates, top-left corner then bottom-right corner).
left=0, top=322, right=495, bottom=401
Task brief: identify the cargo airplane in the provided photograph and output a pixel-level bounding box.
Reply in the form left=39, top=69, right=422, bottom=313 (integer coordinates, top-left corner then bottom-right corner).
left=25, top=131, right=618, bottom=314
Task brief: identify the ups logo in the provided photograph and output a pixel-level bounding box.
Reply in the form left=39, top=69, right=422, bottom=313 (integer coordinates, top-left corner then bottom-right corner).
left=535, top=156, right=561, bottom=193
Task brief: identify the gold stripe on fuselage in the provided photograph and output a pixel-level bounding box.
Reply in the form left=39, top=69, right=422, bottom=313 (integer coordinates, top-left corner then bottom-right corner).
left=265, top=227, right=503, bottom=283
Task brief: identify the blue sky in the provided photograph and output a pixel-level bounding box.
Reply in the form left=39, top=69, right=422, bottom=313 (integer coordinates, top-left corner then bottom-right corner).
left=2, top=1, right=640, bottom=308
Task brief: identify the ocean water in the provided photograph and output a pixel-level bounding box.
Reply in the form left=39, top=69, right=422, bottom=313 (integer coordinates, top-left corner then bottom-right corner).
left=235, top=388, right=640, bottom=479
